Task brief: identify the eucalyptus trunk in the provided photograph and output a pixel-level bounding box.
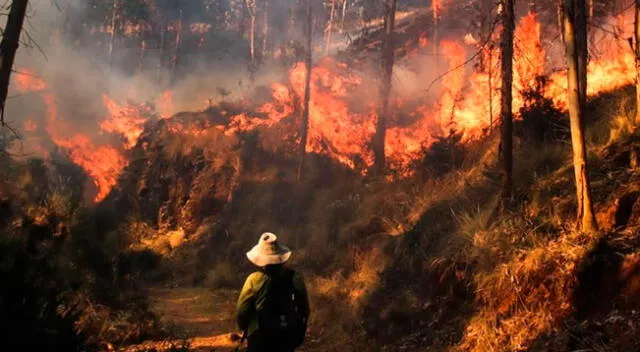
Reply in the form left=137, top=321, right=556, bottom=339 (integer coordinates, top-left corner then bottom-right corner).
left=563, top=0, right=598, bottom=233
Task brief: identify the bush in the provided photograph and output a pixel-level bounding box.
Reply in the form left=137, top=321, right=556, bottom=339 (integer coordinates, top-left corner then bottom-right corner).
left=517, top=75, right=567, bottom=144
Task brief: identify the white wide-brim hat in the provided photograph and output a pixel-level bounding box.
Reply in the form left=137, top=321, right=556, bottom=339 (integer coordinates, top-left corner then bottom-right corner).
left=246, top=232, right=292, bottom=267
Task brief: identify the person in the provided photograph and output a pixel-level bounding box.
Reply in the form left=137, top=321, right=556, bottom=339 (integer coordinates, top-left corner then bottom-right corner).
left=236, top=232, right=310, bottom=352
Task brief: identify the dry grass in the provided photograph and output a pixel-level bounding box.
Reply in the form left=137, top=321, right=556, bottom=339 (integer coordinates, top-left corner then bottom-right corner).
left=460, top=231, right=595, bottom=352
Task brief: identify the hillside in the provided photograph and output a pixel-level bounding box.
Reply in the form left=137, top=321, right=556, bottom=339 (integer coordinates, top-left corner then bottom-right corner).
left=87, top=84, right=639, bottom=351
left=1, top=1, right=640, bottom=351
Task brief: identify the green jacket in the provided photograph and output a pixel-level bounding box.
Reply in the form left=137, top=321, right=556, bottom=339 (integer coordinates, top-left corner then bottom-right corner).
left=236, top=269, right=310, bottom=337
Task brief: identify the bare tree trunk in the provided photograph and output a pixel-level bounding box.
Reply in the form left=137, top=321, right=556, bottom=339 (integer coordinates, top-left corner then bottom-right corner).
left=157, top=19, right=166, bottom=84
left=245, top=0, right=257, bottom=64
left=325, top=0, right=336, bottom=55
left=433, top=0, right=440, bottom=64
left=340, top=0, right=348, bottom=32
left=488, top=48, right=494, bottom=128
left=635, top=0, right=640, bottom=123
left=373, top=0, right=398, bottom=176
left=170, top=9, right=183, bottom=87
left=563, top=0, right=598, bottom=234
left=262, top=0, right=269, bottom=57
left=138, top=39, right=147, bottom=75
left=575, top=0, right=588, bottom=109
left=500, top=0, right=514, bottom=207
left=297, top=0, right=313, bottom=181
left=0, top=0, right=29, bottom=123
left=108, top=0, right=120, bottom=69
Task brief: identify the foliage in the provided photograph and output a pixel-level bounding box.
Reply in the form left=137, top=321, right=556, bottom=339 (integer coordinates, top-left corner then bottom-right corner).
left=416, top=128, right=466, bottom=178
left=517, top=75, right=567, bottom=144
left=0, top=156, right=161, bottom=350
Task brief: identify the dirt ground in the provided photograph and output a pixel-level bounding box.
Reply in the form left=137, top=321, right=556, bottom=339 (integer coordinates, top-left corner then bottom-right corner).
left=123, top=287, right=325, bottom=352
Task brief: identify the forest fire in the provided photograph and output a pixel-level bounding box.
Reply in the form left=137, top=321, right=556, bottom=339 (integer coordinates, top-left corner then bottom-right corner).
left=100, top=95, right=147, bottom=149
left=15, top=71, right=130, bottom=202
left=11, top=10, right=639, bottom=199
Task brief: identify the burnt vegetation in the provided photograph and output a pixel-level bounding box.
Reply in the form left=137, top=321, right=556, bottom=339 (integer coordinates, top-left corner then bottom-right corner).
left=2, top=0, right=640, bottom=351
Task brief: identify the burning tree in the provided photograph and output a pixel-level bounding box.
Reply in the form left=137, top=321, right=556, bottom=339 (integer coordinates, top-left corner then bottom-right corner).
left=373, top=0, right=398, bottom=176
left=636, top=0, right=640, bottom=123
left=298, top=0, right=313, bottom=181
left=500, top=0, right=514, bottom=207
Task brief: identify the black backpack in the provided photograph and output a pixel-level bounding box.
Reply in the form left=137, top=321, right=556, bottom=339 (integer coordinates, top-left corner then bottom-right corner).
left=256, top=269, right=306, bottom=346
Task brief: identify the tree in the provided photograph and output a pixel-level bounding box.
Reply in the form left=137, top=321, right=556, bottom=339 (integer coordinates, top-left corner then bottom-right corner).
left=340, top=0, right=348, bottom=32
left=262, top=0, right=269, bottom=57
left=325, top=0, right=337, bottom=55
left=433, top=0, right=441, bottom=63
left=297, top=0, right=313, bottom=181
left=636, top=0, right=640, bottom=123
left=0, top=0, right=29, bottom=124
left=245, top=0, right=257, bottom=64
left=500, top=0, right=514, bottom=206
left=575, top=0, right=588, bottom=108
left=107, top=0, right=120, bottom=69
left=373, top=0, right=398, bottom=176
left=562, top=0, right=598, bottom=233
left=170, top=8, right=184, bottom=86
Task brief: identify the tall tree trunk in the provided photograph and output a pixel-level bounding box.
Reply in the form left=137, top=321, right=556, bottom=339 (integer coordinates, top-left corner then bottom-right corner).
left=635, top=0, right=640, bottom=123
left=0, top=0, right=29, bottom=124
left=340, top=0, right=348, bottom=32
left=170, top=9, right=183, bottom=87
left=325, top=0, right=336, bottom=55
left=373, top=0, right=398, bottom=176
left=297, top=0, right=313, bottom=181
left=488, top=48, right=494, bottom=128
left=157, top=18, right=166, bottom=84
left=575, top=0, right=588, bottom=109
left=563, top=0, right=598, bottom=233
left=500, top=0, right=514, bottom=207
left=138, top=39, right=147, bottom=75
left=245, top=0, right=257, bottom=64
left=262, top=0, right=269, bottom=57
left=108, top=0, right=120, bottom=69
left=433, top=0, right=440, bottom=64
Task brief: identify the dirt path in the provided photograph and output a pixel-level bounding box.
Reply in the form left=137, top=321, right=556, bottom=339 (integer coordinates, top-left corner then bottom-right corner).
left=123, top=287, right=324, bottom=352
left=124, top=287, right=240, bottom=351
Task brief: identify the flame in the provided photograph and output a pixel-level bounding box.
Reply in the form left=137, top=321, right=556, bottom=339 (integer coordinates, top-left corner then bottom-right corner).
left=156, top=90, right=175, bottom=118
left=14, top=70, right=130, bottom=202
left=14, top=71, right=47, bottom=93
left=24, top=119, right=38, bottom=132
left=433, top=0, right=443, bottom=18
left=547, top=29, right=635, bottom=109
left=9, top=10, right=639, bottom=199
left=100, top=95, right=147, bottom=149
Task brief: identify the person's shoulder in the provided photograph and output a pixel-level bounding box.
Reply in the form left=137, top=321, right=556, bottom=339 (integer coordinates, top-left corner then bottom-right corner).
left=246, top=271, right=268, bottom=285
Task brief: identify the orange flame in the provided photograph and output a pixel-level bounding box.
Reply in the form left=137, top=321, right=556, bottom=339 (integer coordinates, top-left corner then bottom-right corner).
left=156, top=90, right=175, bottom=118
left=15, top=69, right=130, bottom=202
left=100, top=95, right=147, bottom=149
left=10, top=10, right=639, bottom=197
left=23, top=119, right=38, bottom=132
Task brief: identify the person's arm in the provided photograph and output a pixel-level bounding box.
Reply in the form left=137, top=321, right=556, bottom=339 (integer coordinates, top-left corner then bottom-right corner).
left=236, top=272, right=261, bottom=331
left=293, top=272, right=310, bottom=325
